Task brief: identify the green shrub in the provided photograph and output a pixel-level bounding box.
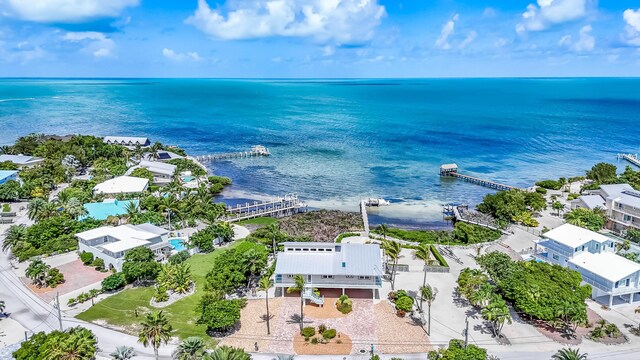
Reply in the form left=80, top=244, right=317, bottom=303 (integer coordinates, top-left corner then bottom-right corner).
left=535, top=187, right=548, bottom=195
left=67, top=297, right=76, bottom=306
left=318, top=324, right=327, bottom=333
left=322, top=329, right=337, bottom=339
left=567, top=193, right=580, bottom=200
left=395, top=290, right=408, bottom=299
left=310, top=337, right=319, bottom=344
left=92, top=257, right=105, bottom=271
left=535, top=180, right=563, bottom=190
left=101, top=273, right=126, bottom=291
left=168, top=250, right=191, bottom=265
left=80, top=252, right=94, bottom=265
left=301, top=327, right=316, bottom=338
left=395, top=296, right=413, bottom=312
left=2, top=203, right=10, bottom=212
left=46, top=268, right=65, bottom=288
left=430, top=245, right=449, bottom=267
left=154, top=286, right=168, bottom=302
left=336, top=295, right=353, bottom=314
left=336, top=232, right=359, bottom=243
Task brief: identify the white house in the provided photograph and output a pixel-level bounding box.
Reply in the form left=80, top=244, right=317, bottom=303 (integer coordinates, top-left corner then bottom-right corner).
left=0, top=154, right=44, bottom=168
left=534, top=223, right=640, bottom=306
left=534, top=223, right=615, bottom=266
left=568, top=252, right=640, bottom=307
left=103, top=136, right=150, bottom=149
left=274, top=242, right=383, bottom=304
left=127, top=160, right=176, bottom=186
left=143, top=150, right=184, bottom=162
left=76, top=223, right=172, bottom=271
left=93, top=176, right=149, bottom=195
left=571, top=184, right=640, bottom=233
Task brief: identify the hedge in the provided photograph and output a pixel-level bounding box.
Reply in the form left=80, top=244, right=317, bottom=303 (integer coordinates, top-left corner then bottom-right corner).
left=430, top=245, right=449, bottom=268
left=336, top=232, right=360, bottom=243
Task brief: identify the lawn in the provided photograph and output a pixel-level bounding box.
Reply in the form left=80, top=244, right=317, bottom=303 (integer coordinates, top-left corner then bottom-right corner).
left=236, top=217, right=277, bottom=226
left=76, top=241, right=243, bottom=344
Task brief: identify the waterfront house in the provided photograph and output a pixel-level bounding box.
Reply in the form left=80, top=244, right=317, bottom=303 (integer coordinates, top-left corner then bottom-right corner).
left=127, top=160, right=176, bottom=186
left=76, top=223, right=171, bottom=271
left=571, top=184, right=640, bottom=233
left=274, top=242, right=383, bottom=303
left=533, top=223, right=615, bottom=266
left=534, top=223, right=640, bottom=306
left=568, top=252, right=640, bottom=307
left=81, top=199, right=140, bottom=221
left=103, top=136, right=150, bottom=149
left=93, top=176, right=149, bottom=195
left=143, top=150, right=184, bottom=162
left=0, top=154, right=44, bottom=168
left=0, top=170, right=19, bottom=185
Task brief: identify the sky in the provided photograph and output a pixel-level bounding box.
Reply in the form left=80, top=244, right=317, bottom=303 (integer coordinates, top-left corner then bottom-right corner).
left=1, top=0, right=640, bottom=77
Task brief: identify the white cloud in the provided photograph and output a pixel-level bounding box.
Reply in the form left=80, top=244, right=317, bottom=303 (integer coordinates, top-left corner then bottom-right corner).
left=459, top=30, right=477, bottom=49
left=63, top=31, right=115, bottom=58
left=517, top=0, right=588, bottom=34
left=162, top=48, right=203, bottom=62
left=185, top=0, right=386, bottom=44
left=322, top=45, right=335, bottom=56
left=434, top=14, right=458, bottom=50
left=623, top=8, right=640, bottom=46
left=558, top=25, right=595, bottom=52
left=4, top=0, right=139, bottom=23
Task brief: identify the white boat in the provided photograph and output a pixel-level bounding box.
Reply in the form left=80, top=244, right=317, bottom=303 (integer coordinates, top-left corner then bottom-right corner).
left=365, top=198, right=390, bottom=207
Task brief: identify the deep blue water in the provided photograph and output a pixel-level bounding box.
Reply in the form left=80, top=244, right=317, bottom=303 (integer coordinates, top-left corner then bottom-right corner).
left=1, top=78, right=639, bottom=228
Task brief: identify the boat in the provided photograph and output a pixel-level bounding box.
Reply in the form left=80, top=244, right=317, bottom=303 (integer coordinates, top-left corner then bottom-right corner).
left=364, top=198, right=390, bottom=207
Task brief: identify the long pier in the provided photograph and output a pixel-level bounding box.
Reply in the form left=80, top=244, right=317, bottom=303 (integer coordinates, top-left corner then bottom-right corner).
left=444, top=204, right=509, bottom=234
left=617, top=153, right=640, bottom=168
left=360, top=200, right=370, bottom=235
left=440, top=163, right=517, bottom=191
left=195, top=145, right=270, bottom=163
left=223, top=194, right=307, bottom=222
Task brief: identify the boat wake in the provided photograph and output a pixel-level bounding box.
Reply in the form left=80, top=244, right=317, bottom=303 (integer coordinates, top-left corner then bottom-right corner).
left=0, top=97, right=35, bottom=103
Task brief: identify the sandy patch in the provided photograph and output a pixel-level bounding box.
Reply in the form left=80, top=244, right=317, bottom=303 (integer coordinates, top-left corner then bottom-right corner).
left=374, top=301, right=431, bottom=354
left=293, top=332, right=352, bottom=355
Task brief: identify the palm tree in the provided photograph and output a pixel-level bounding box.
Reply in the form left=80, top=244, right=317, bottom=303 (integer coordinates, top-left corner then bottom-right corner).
left=616, top=240, right=631, bottom=254
left=0, top=300, right=5, bottom=314
left=384, top=240, right=402, bottom=290
left=265, top=223, right=281, bottom=258
left=43, top=327, right=97, bottom=360
left=214, top=221, right=234, bottom=244
left=258, top=276, right=273, bottom=335
left=420, top=285, right=436, bottom=335
left=413, top=244, right=433, bottom=292
left=481, top=295, right=512, bottom=338
left=138, top=310, right=173, bottom=360
left=173, top=336, right=206, bottom=360
left=205, top=346, right=251, bottom=360
left=2, top=224, right=27, bottom=252
left=287, top=274, right=306, bottom=331
left=378, top=223, right=389, bottom=240
left=149, top=142, right=163, bottom=161
left=552, top=201, right=564, bottom=216
left=110, top=346, right=135, bottom=360
left=65, top=198, right=87, bottom=219
left=25, top=259, right=50, bottom=287
left=551, top=348, right=587, bottom=360
left=27, top=198, right=47, bottom=221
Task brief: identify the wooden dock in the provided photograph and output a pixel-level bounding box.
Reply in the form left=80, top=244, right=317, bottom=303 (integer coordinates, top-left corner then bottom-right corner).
left=223, top=194, right=307, bottom=222
left=443, top=204, right=509, bottom=235
left=360, top=200, right=370, bottom=235
left=617, top=153, right=640, bottom=168
left=440, top=163, right=517, bottom=191
left=195, top=145, right=270, bottom=163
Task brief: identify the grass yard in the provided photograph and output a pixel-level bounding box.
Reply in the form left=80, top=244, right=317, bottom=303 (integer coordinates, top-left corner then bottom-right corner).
left=236, top=217, right=278, bottom=226
left=76, top=241, right=243, bottom=344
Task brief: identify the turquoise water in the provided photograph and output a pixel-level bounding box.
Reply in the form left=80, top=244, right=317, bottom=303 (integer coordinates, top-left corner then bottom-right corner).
left=169, top=239, right=186, bottom=251
left=181, top=176, right=195, bottom=183
left=1, top=78, right=639, bottom=227
left=81, top=199, right=139, bottom=221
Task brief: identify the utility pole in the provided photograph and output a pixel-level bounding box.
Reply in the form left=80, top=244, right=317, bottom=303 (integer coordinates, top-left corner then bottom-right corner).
left=464, top=315, right=469, bottom=348
left=55, top=292, right=63, bottom=331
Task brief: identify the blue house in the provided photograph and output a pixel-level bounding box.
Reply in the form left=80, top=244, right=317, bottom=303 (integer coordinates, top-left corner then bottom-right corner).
left=0, top=170, right=19, bottom=185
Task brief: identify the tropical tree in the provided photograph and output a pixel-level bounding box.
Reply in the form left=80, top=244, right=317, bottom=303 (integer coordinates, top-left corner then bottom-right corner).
left=214, top=221, right=234, bottom=243
left=138, top=311, right=173, bottom=360
left=2, top=224, right=27, bottom=252
left=173, top=337, right=206, bottom=360
left=552, top=201, right=565, bottom=216
left=384, top=240, right=402, bottom=290
left=0, top=300, right=5, bottom=314
left=420, top=285, right=436, bottom=335
left=25, top=259, right=50, bottom=287
left=265, top=223, right=281, bottom=257
left=242, top=248, right=267, bottom=287
left=413, top=244, right=433, bottom=290
left=41, top=327, right=97, bottom=360
left=287, top=274, right=306, bottom=331
left=258, top=276, right=273, bottom=335
left=378, top=223, right=389, bottom=240
left=27, top=198, right=47, bottom=221
left=552, top=348, right=588, bottom=360
left=616, top=240, right=631, bottom=254
left=205, top=346, right=251, bottom=360
left=110, top=346, right=135, bottom=360
left=481, top=294, right=512, bottom=338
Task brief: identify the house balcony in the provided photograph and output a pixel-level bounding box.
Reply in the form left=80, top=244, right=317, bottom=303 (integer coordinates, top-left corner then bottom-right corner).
left=275, top=276, right=382, bottom=289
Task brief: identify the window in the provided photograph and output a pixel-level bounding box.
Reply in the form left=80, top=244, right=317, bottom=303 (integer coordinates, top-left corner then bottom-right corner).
left=318, top=248, right=325, bottom=252
left=287, top=248, right=293, bottom=251
left=358, top=276, right=371, bottom=280
left=295, top=248, right=301, bottom=251
left=325, top=249, right=332, bottom=252
left=322, top=275, right=334, bottom=279
left=346, top=275, right=355, bottom=279
left=624, top=215, right=632, bottom=221
left=615, top=281, right=619, bottom=288
left=287, top=274, right=294, bottom=278
left=626, top=278, right=630, bottom=287
left=310, top=248, right=317, bottom=251
left=581, top=246, right=585, bottom=251
left=618, top=203, right=623, bottom=209
left=552, top=254, right=559, bottom=261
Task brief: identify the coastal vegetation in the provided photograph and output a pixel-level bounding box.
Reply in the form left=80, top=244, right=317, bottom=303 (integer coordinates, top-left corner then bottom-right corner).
left=13, top=327, right=98, bottom=360
left=563, top=207, right=607, bottom=232
left=428, top=339, right=487, bottom=360
left=277, top=210, right=363, bottom=242
left=476, top=189, right=546, bottom=228
left=375, top=222, right=500, bottom=245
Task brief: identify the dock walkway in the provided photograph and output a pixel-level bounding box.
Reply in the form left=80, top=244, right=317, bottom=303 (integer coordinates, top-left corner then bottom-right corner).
left=617, top=153, right=640, bottom=168
left=223, top=194, right=307, bottom=222
left=443, top=204, right=510, bottom=235
left=440, top=163, right=517, bottom=191
left=360, top=200, right=370, bottom=235
left=195, top=145, right=270, bottom=163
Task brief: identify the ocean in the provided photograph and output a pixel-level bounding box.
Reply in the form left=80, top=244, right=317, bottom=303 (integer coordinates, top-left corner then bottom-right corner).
left=1, top=78, right=639, bottom=228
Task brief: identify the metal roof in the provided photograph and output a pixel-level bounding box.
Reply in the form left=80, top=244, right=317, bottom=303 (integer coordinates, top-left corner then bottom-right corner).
left=275, top=243, right=382, bottom=276
left=569, top=252, right=640, bottom=282
left=93, top=176, right=149, bottom=194
left=543, top=223, right=612, bottom=248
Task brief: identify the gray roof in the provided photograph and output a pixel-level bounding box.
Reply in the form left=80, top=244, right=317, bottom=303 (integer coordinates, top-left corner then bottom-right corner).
left=0, top=154, right=43, bottom=165
left=601, top=184, right=640, bottom=208
left=275, top=243, right=382, bottom=277
left=133, top=223, right=169, bottom=236
left=577, top=195, right=606, bottom=210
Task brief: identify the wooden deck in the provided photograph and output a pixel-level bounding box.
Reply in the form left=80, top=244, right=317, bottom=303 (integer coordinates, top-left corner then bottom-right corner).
left=223, top=194, right=307, bottom=222
left=618, top=153, right=640, bottom=168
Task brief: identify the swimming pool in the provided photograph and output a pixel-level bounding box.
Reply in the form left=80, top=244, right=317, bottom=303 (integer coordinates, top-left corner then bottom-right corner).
left=181, top=176, right=194, bottom=183
left=169, top=238, right=187, bottom=251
